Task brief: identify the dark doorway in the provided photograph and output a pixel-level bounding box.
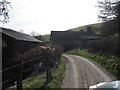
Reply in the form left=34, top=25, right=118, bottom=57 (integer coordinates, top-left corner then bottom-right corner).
left=63, top=44, right=79, bottom=52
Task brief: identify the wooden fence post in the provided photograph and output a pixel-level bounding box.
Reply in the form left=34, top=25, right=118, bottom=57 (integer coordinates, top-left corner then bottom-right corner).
left=17, top=62, right=23, bottom=90
left=46, top=48, right=53, bottom=85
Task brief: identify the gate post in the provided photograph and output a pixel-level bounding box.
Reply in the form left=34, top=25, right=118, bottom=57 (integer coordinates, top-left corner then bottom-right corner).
left=17, top=61, right=23, bottom=90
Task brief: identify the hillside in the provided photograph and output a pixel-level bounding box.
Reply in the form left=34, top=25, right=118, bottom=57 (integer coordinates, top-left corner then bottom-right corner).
left=42, top=21, right=118, bottom=41
left=41, top=34, right=50, bottom=42
left=68, top=23, right=103, bottom=34
left=42, top=23, right=103, bottom=42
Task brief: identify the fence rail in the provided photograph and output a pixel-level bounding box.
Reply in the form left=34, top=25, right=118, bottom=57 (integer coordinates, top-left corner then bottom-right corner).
left=1, top=46, right=62, bottom=90
left=0, top=57, right=42, bottom=73
left=1, top=56, right=49, bottom=89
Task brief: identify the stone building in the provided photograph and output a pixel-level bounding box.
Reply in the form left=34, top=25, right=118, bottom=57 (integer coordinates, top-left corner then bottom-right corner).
left=50, top=27, right=100, bottom=52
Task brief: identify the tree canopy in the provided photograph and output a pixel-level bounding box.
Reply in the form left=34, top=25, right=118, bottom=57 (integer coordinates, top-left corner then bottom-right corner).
left=0, top=0, right=11, bottom=23
left=98, top=0, right=120, bottom=21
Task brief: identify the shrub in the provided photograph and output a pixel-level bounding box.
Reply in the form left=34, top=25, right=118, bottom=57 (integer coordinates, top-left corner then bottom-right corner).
left=87, top=35, right=119, bottom=57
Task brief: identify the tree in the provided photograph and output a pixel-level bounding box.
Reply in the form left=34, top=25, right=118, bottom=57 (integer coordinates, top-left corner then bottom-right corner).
left=98, top=0, right=120, bottom=21
left=97, top=0, right=119, bottom=36
left=0, top=0, right=11, bottom=23
left=30, top=31, right=39, bottom=37
left=19, top=30, right=24, bottom=33
left=34, top=35, right=42, bottom=40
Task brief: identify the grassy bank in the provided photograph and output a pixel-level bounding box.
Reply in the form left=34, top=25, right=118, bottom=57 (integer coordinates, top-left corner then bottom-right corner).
left=65, top=49, right=120, bottom=79
left=47, top=57, right=65, bottom=88
left=22, top=72, right=46, bottom=88
left=22, top=56, right=65, bottom=88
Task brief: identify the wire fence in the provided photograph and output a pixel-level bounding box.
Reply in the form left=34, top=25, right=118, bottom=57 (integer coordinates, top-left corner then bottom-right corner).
left=0, top=55, right=60, bottom=90
left=0, top=57, right=42, bottom=73
left=1, top=46, right=62, bottom=90
left=0, top=56, right=59, bottom=90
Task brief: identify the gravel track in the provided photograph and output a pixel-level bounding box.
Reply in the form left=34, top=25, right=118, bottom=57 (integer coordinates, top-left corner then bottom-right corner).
left=62, top=54, right=115, bottom=88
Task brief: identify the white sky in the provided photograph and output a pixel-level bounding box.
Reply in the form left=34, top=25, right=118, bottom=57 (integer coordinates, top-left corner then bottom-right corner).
left=0, top=0, right=99, bottom=35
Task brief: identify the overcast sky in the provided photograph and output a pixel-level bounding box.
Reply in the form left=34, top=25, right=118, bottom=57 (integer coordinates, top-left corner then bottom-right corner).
left=0, top=0, right=99, bottom=35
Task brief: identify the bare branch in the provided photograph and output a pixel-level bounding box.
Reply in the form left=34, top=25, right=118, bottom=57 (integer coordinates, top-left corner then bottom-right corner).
left=0, top=0, right=11, bottom=23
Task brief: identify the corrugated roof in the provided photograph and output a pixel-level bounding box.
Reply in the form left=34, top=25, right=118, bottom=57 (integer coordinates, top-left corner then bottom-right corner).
left=0, top=27, right=42, bottom=42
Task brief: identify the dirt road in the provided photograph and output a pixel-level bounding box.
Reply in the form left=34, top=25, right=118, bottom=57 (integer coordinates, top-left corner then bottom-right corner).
left=62, top=54, right=115, bottom=88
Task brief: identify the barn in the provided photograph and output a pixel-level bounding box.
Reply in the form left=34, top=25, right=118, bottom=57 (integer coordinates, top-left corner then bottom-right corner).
left=1, top=27, right=42, bottom=67
left=1, top=27, right=42, bottom=89
left=50, top=27, right=101, bottom=52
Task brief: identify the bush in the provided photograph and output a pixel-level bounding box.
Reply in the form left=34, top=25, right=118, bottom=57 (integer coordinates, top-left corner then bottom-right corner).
left=87, top=35, right=119, bottom=57
left=20, top=46, right=61, bottom=78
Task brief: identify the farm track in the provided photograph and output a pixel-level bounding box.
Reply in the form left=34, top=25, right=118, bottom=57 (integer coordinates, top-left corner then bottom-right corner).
left=62, top=54, right=115, bottom=88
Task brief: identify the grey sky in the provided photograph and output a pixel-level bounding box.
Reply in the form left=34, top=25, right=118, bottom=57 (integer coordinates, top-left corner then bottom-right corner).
left=0, top=0, right=99, bottom=35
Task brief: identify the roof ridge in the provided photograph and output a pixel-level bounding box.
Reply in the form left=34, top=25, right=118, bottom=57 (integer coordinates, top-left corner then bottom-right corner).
left=1, top=27, right=42, bottom=42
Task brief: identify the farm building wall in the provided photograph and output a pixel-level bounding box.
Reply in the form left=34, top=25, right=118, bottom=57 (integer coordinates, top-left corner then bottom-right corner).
left=2, top=35, right=42, bottom=68
left=51, top=44, right=64, bottom=53
left=50, top=28, right=101, bottom=52
left=2, top=33, right=16, bottom=68
left=15, top=41, right=42, bottom=54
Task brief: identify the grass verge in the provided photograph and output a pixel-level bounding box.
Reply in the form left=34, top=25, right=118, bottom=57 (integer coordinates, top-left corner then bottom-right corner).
left=22, top=56, right=65, bottom=88
left=65, top=49, right=120, bottom=79
left=47, top=57, right=65, bottom=88
left=22, top=72, right=46, bottom=88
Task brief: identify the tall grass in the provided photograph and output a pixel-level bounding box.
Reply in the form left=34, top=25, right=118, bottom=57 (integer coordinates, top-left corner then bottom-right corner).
left=9, top=56, right=65, bottom=89
left=22, top=56, right=65, bottom=88
left=47, top=57, right=65, bottom=88
left=65, top=49, right=120, bottom=79
left=22, top=72, right=46, bottom=88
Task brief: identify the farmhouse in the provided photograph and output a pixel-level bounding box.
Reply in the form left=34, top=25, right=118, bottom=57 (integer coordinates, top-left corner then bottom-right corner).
left=50, top=27, right=100, bottom=52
